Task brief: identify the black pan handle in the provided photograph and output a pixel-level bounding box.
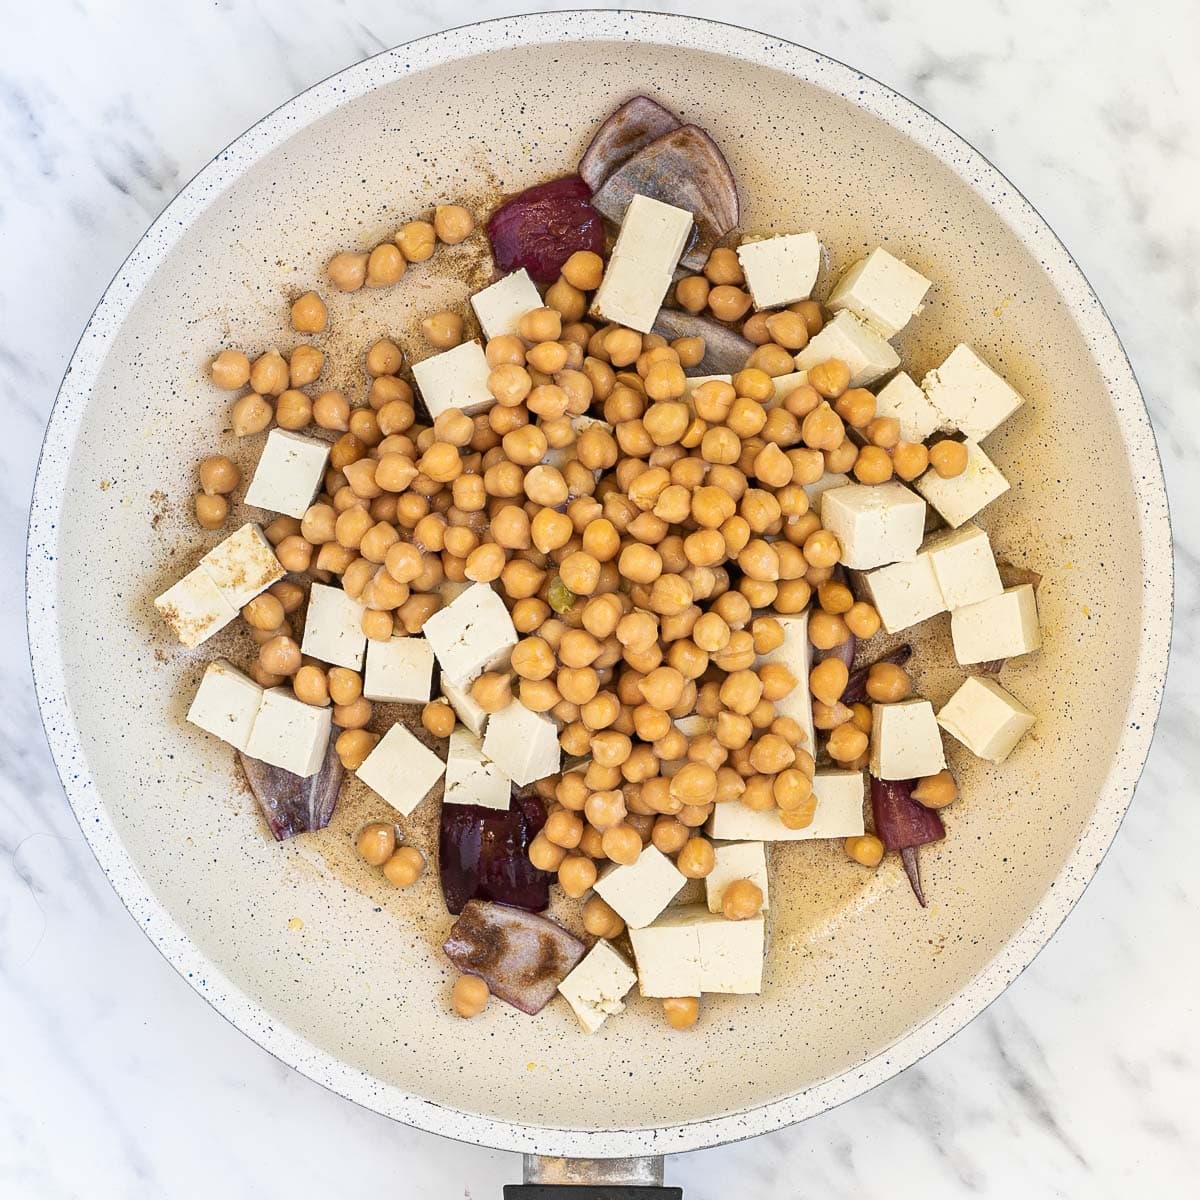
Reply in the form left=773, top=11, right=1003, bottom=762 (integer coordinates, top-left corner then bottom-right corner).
left=505, top=1188, right=681, bottom=1199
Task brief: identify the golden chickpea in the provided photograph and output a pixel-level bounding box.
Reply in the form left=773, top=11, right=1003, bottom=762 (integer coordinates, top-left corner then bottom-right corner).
left=644, top=361, right=687, bottom=403
left=356, top=821, right=396, bottom=866
left=464, top=542, right=505, bottom=582
left=524, top=464, right=569, bottom=507
left=556, top=249, right=602, bottom=291
left=929, top=439, right=969, bottom=478
left=676, top=836, right=716, bottom=879
left=663, top=996, right=700, bottom=1030
left=211, top=349, right=251, bottom=390
left=700, top=426, right=741, bottom=466
left=395, top=220, right=436, bottom=262
left=802, top=529, right=842, bottom=570
left=862, top=415, right=899, bottom=449
left=240, top=595, right=283, bottom=635
left=230, top=391, right=273, bottom=437
left=510, top=636, right=554, bottom=682
left=618, top=542, right=664, bottom=586
left=452, top=973, right=490, bottom=1018
left=421, top=310, right=464, bottom=349
left=671, top=336, right=705, bottom=369
left=293, top=664, right=330, bottom=707
left=309, top=389, right=348, bottom=432
left=529, top=832, right=567, bottom=872
left=866, top=662, right=913, bottom=703
left=337, top=729, right=378, bottom=772
left=808, top=609, right=850, bottom=651
left=546, top=278, right=587, bottom=321
left=526, top=341, right=568, bottom=374
left=892, top=441, right=930, bottom=481
left=275, top=535, right=314, bottom=576
left=602, top=823, right=642, bottom=865
left=558, top=854, right=598, bottom=898
left=854, top=444, right=895, bottom=484
left=721, top=878, right=764, bottom=921
left=366, top=242, right=406, bottom=286
left=383, top=845, right=426, bottom=888
left=809, top=658, right=850, bottom=707
left=471, top=672, right=512, bottom=713
left=675, top=276, right=712, bottom=317
left=365, top=338, right=403, bottom=378
left=913, top=769, right=959, bottom=809
left=773, top=767, right=813, bottom=812
left=259, top=635, right=301, bottom=676
left=288, top=345, right=324, bottom=392
left=764, top=309, right=810, bottom=350
left=519, top=307, right=563, bottom=343
left=704, top=248, right=744, bottom=285
left=843, top=601, right=881, bottom=640
left=195, top=455, right=237, bottom=497
left=827, top=722, right=869, bottom=763
left=637, top=665, right=686, bottom=711
left=801, top=402, right=845, bottom=451
left=829, top=388, right=872, bottom=430
left=275, top=388, right=312, bottom=430
left=845, top=834, right=885, bottom=868
left=581, top=518, right=621, bottom=563
left=719, top=669, right=764, bottom=715
left=543, top=809, right=584, bottom=850
left=707, top=285, right=753, bottom=322
left=559, top=550, right=601, bottom=595
left=808, top=358, right=851, bottom=399
left=850, top=703, right=873, bottom=735
left=749, top=616, right=784, bottom=655
left=746, top=733, right=793, bottom=775
left=418, top=699, right=455, bottom=738
left=290, top=290, right=327, bottom=334
left=748, top=343, right=800, bottom=377
left=327, top=250, right=369, bottom=292
left=250, top=350, right=289, bottom=397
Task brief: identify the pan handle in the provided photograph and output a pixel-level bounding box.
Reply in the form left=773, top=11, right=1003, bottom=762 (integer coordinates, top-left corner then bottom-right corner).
left=504, top=1155, right=681, bottom=1199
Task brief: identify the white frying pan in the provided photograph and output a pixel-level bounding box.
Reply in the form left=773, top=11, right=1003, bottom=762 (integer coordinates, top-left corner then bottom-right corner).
left=26, top=12, right=1172, bottom=1197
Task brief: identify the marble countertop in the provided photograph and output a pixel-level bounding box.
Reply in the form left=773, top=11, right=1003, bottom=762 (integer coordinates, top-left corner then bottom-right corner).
left=2, top=1, right=1197, bottom=1196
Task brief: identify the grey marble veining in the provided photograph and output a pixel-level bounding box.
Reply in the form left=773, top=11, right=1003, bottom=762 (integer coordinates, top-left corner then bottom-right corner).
left=2, top=1, right=1197, bottom=1196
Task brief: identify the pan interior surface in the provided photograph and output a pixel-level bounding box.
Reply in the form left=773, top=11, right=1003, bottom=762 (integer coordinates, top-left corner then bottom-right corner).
left=33, top=20, right=1169, bottom=1154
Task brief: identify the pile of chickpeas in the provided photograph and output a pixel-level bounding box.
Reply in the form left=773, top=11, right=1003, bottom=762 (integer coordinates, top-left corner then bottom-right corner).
left=202, top=222, right=969, bottom=1026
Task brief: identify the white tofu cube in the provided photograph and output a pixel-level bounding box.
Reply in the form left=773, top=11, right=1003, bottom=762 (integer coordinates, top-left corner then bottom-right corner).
left=186, top=659, right=264, bottom=752
left=756, top=612, right=814, bottom=752
left=794, top=310, right=900, bottom=388
left=820, top=481, right=927, bottom=570
left=244, top=687, right=332, bottom=778
left=864, top=553, right=946, bottom=634
left=411, top=340, right=494, bottom=420
left=301, top=582, right=366, bottom=671
left=594, top=845, right=687, bottom=930
left=937, top=675, right=1036, bottom=763
left=355, top=723, right=446, bottom=816
left=592, top=194, right=693, bottom=333
left=923, top=523, right=1003, bottom=609
left=363, top=635, right=434, bottom=703
left=949, top=584, right=1041, bottom=665
left=199, top=523, right=285, bottom=610
left=870, top=699, right=946, bottom=781
left=708, top=771, right=865, bottom=841
left=802, top=471, right=850, bottom=515
left=698, top=912, right=765, bottom=995
left=470, top=269, right=542, bottom=340
left=481, top=702, right=561, bottom=786
left=705, top=841, right=769, bottom=914
left=154, top=565, right=238, bottom=648
left=441, top=675, right=487, bottom=737
left=922, top=343, right=1025, bottom=441
left=915, top=439, right=1010, bottom=528
left=628, top=908, right=704, bottom=998
left=557, top=940, right=638, bottom=1034
left=421, top=582, right=517, bottom=686
left=243, top=429, right=330, bottom=519
left=443, top=727, right=511, bottom=810
left=826, top=247, right=932, bottom=337
left=736, top=232, right=821, bottom=309
left=873, top=372, right=943, bottom=443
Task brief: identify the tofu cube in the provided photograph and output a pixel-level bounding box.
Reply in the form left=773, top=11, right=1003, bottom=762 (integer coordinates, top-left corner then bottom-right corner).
left=411, top=340, right=494, bottom=420
left=803, top=471, right=850, bottom=515
left=756, top=612, right=814, bottom=752
left=922, top=344, right=1025, bottom=441
left=441, top=675, right=488, bottom=737
left=591, top=194, right=693, bottom=333
left=363, top=635, right=434, bottom=703
left=594, top=845, right=687, bottom=930
left=481, top=702, right=560, bottom=786
left=198, top=523, right=285, bottom=610
left=421, top=583, right=518, bottom=686
left=937, top=675, right=1036, bottom=763
left=186, top=659, right=264, bottom=752
left=949, top=584, right=1041, bottom=665
left=820, top=481, right=927, bottom=570
left=794, top=310, right=900, bottom=388
left=736, top=232, right=822, bottom=309
left=557, top=939, right=638, bottom=1034
left=628, top=908, right=704, bottom=998
left=443, top=727, right=511, bottom=810
left=698, top=912, right=765, bottom=994
left=705, top=841, right=769, bottom=914
left=154, top=565, right=238, bottom=648
left=244, top=687, right=332, bottom=778
left=870, top=699, right=946, bottom=781
left=470, top=269, right=543, bottom=340
left=873, top=371, right=944, bottom=443
left=923, top=523, right=1003, bottom=609
left=864, top=553, right=946, bottom=634
left=301, top=582, right=367, bottom=671
left=708, top=771, right=865, bottom=841
left=826, top=247, right=932, bottom=337
left=915, top=439, right=1010, bottom=528
left=243, top=429, right=330, bottom=519
left=355, top=723, right=446, bottom=816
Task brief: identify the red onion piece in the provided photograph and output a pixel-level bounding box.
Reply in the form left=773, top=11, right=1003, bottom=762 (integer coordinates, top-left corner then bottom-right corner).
left=651, top=309, right=755, bottom=375
left=238, top=742, right=343, bottom=841
left=487, top=176, right=605, bottom=283
left=870, top=776, right=944, bottom=852
left=843, top=644, right=913, bottom=705
left=579, top=95, right=681, bottom=191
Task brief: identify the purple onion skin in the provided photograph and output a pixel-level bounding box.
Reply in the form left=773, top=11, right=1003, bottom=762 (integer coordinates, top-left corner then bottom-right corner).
left=870, top=776, right=944, bottom=908
left=487, top=177, right=605, bottom=283
left=238, top=742, right=343, bottom=841
left=813, top=633, right=857, bottom=672
left=578, top=95, right=681, bottom=191
left=843, top=644, right=913, bottom=705
left=438, top=788, right=551, bottom=915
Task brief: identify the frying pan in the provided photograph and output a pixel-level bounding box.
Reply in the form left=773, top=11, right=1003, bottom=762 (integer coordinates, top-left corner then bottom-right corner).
left=26, top=12, right=1172, bottom=1196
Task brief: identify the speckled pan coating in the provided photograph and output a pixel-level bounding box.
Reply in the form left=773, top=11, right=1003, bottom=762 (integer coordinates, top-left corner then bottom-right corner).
left=26, top=12, right=1172, bottom=1160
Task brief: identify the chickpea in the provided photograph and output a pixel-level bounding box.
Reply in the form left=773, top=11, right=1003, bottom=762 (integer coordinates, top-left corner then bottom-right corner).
left=452, top=973, right=490, bottom=1019
left=528, top=830, right=568, bottom=872
left=421, top=310, right=464, bottom=349
left=845, top=833, right=885, bottom=868
left=764, top=309, right=810, bottom=350
left=913, top=769, right=959, bottom=809
left=307, top=389, right=348, bottom=432
left=676, top=836, right=715, bottom=879
left=851, top=444, right=892, bottom=485
left=274, top=388, right=313, bottom=431
left=269, top=579, right=306, bottom=614
left=210, top=349, right=251, bottom=390
left=827, top=722, right=869, bottom=763
left=290, top=290, right=328, bottom=334
left=509, top=636, right=554, bottom=682
left=248, top=349, right=288, bottom=397
left=703, top=248, right=744, bottom=285
left=356, top=821, right=396, bottom=866
left=230, top=391, right=273, bottom=437
left=366, top=242, right=406, bottom=286
left=327, top=251, right=369, bottom=292
left=721, top=878, right=764, bottom=921
left=259, top=635, right=301, bottom=677
left=866, top=662, right=913, bottom=703
left=601, top=823, right=642, bottom=865
left=929, top=439, right=969, bottom=478
left=470, top=672, right=512, bottom=713
left=719, top=669, right=764, bottom=716
left=805, top=610, right=848, bottom=653
left=415, top=699, right=454, bottom=739
left=829, top=388, right=872, bottom=431
left=663, top=996, right=700, bottom=1030
left=800, top=528, right=840, bottom=570
left=559, top=550, right=601, bottom=596
left=338, top=729, right=379, bottom=772
left=240, top=594, right=283, bottom=634
left=395, top=220, right=436, bottom=263
left=773, top=767, right=813, bottom=812
left=366, top=338, right=404, bottom=378
left=558, top=854, right=598, bottom=898
left=518, top=307, right=562, bottom=344
left=524, top=464, right=569, bottom=507
left=293, top=664, right=330, bottom=707
left=807, top=657, right=849, bottom=708
left=542, top=809, right=584, bottom=851
left=287, top=345, right=324, bottom=389
left=382, top=845, right=426, bottom=888
left=808, top=358, right=851, bottom=399
left=801, top=402, right=845, bottom=451
left=749, top=617, right=783, bottom=656
left=550, top=250, right=602, bottom=293
left=892, top=441, right=930, bottom=481
left=707, top=285, right=753, bottom=322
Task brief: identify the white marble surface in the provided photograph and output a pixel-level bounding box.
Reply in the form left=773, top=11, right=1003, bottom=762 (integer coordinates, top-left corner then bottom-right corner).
left=2, top=1, right=1197, bottom=1195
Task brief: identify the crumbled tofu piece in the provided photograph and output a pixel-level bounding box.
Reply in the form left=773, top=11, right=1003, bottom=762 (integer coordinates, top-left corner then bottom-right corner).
left=301, top=582, right=367, bottom=671
left=870, top=699, right=946, bottom=781
left=769, top=370, right=809, bottom=407
left=356, top=723, right=446, bottom=816
left=470, top=269, right=542, bottom=340
left=411, top=340, right=494, bottom=420
left=873, top=371, right=943, bottom=443
left=243, top=429, right=330, bottom=519
left=441, top=674, right=488, bottom=737
left=628, top=908, right=704, bottom=998
left=826, top=247, right=932, bottom=337
left=923, top=523, right=1003, bottom=610
left=802, top=471, right=850, bottom=515
left=937, top=675, right=1036, bottom=763
left=794, top=310, right=900, bottom=387
left=698, top=912, right=765, bottom=994
left=915, top=439, right=1010, bottom=528
left=922, top=344, right=1025, bottom=441
left=481, top=702, right=560, bottom=786
left=708, top=771, right=865, bottom=841
left=864, top=553, right=946, bottom=634
left=363, top=635, right=434, bottom=703
left=421, top=582, right=518, bottom=686
left=154, top=565, right=238, bottom=648
left=756, top=612, right=814, bottom=752
left=594, top=845, right=687, bottom=930
left=949, top=584, right=1041, bottom=665
left=736, top=232, right=822, bottom=309
left=244, top=687, right=332, bottom=778
left=820, top=481, right=927, bottom=570
left=591, top=194, right=693, bottom=333
left=557, top=939, right=638, bottom=1034
left=199, top=523, right=284, bottom=610
left=443, top=726, right=511, bottom=809
left=705, top=841, right=769, bottom=914
left=186, top=659, right=264, bottom=752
